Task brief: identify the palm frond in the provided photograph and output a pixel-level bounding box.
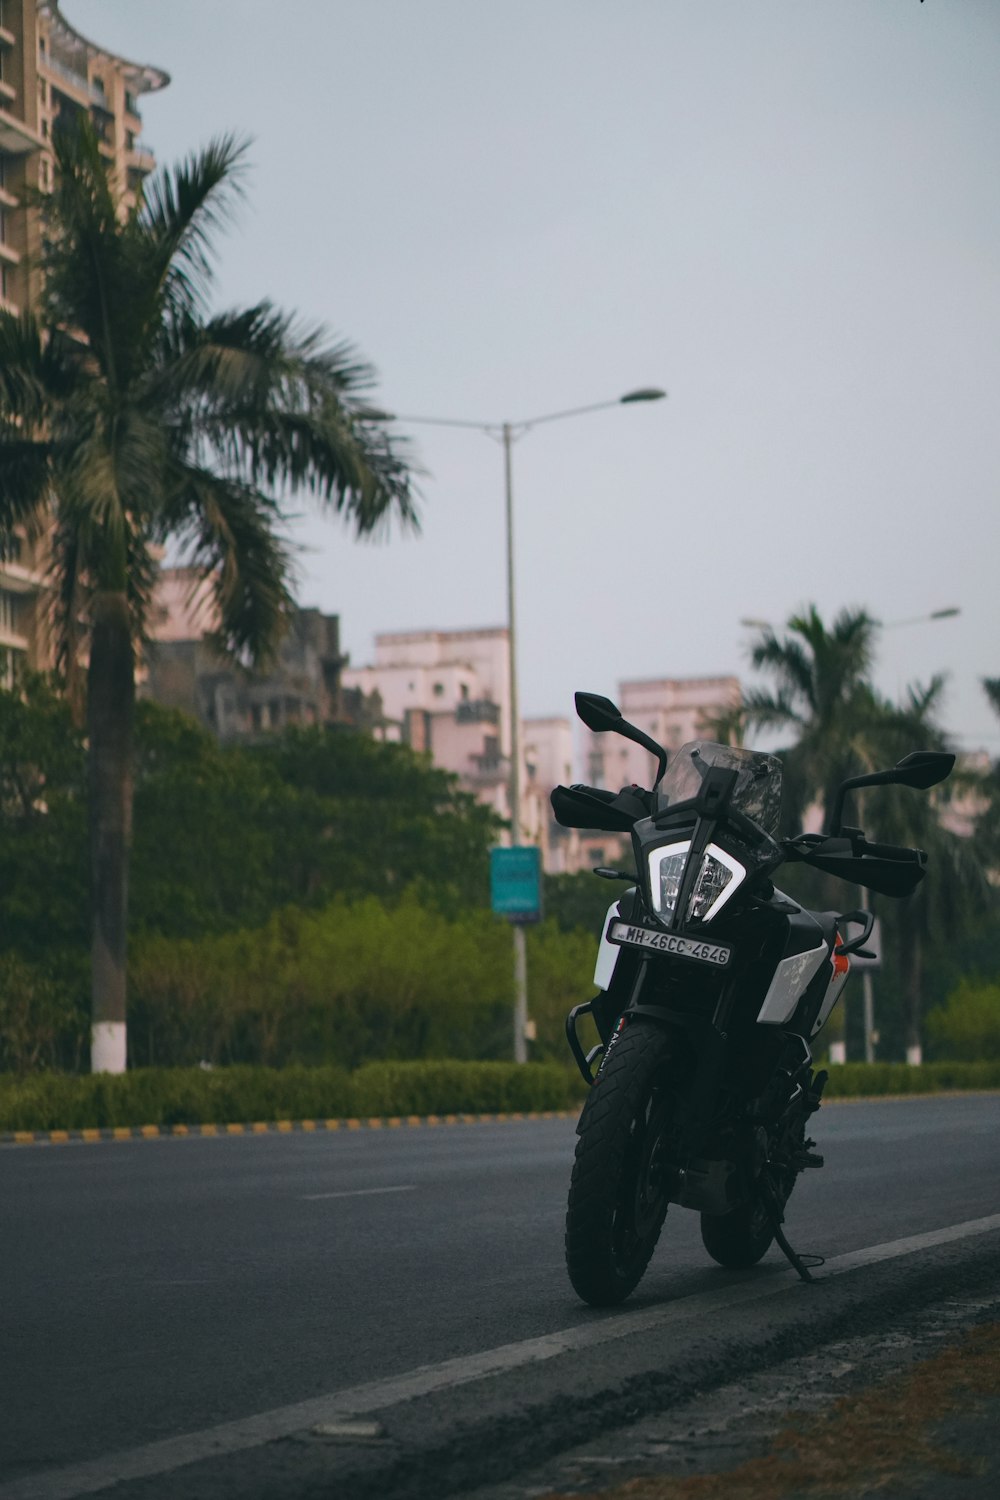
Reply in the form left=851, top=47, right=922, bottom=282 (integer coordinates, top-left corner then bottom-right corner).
left=749, top=630, right=816, bottom=711
left=164, top=463, right=295, bottom=663
left=0, top=433, right=54, bottom=545
left=141, top=134, right=250, bottom=321
left=741, top=685, right=805, bottom=733
left=154, top=304, right=420, bottom=536
left=39, top=124, right=136, bottom=374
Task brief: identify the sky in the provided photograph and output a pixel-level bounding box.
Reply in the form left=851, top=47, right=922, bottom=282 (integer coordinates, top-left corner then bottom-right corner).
left=68, top=0, right=1000, bottom=754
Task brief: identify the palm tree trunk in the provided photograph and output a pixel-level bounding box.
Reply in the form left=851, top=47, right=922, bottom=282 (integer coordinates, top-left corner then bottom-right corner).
left=88, top=591, right=135, bottom=1073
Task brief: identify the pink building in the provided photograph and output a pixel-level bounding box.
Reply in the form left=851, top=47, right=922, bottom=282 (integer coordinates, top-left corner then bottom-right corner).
left=342, top=627, right=577, bottom=867
left=584, top=675, right=742, bottom=792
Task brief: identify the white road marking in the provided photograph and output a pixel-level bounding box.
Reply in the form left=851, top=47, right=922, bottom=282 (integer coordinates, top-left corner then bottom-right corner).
left=302, top=1184, right=416, bottom=1202
left=5, top=1212, right=999, bottom=1500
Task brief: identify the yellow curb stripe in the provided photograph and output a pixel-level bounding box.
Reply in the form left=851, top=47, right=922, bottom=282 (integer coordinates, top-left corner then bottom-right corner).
left=3, top=1108, right=582, bottom=1145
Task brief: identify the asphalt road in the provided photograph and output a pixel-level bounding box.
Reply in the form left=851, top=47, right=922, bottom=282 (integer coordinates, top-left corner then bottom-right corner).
left=4, top=1093, right=1000, bottom=1498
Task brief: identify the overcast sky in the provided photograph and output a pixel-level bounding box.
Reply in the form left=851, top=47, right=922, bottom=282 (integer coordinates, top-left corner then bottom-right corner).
left=70, top=0, right=1000, bottom=751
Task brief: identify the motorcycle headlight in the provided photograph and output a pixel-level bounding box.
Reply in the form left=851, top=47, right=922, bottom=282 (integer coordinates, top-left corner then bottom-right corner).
left=647, top=840, right=746, bottom=926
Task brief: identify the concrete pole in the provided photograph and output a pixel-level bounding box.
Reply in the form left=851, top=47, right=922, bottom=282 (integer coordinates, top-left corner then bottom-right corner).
left=861, top=885, right=876, bottom=1064
left=862, top=970, right=876, bottom=1064
left=503, top=423, right=529, bottom=1064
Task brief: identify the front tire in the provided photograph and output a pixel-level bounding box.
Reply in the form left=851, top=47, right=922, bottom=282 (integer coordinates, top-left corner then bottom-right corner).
left=565, top=1020, right=677, bottom=1306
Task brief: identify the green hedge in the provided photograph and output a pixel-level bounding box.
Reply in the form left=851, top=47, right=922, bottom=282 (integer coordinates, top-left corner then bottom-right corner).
left=0, top=1060, right=587, bottom=1132
left=821, top=1061, right=1000, bottom=1096
left=4, top=1058, right=1000, bottom=1133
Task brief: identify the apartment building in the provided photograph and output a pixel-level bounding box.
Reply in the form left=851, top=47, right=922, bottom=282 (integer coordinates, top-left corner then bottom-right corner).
left=0, top=0, right=166, bottom=680
left=342, top=627, right=578, bottom=864
left=142, top=568, right=349, bottom=743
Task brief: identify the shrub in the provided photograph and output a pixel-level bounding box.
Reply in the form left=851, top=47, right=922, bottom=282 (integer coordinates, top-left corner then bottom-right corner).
left=0, top=955, right=87, bottom=1073
left=0, top=1060, right=583, bottom=1132
left=925, top=980, right=1000, bottom=1062
left=822, top=1060, right=1000, bottom=1096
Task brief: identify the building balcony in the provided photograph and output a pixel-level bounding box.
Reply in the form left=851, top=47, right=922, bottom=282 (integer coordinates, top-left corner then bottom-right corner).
left=127, top=143, right=155, bottom=174
left=465, top=755, right=510, bottom=788
left=0, top=624, right=29, bottom=652
left=40, top=54, right=96, bottom=105
left=0, top=106, right=45, bottom=155
left=455, top=699, right=501, bottom=725
left=0, top=238, right=20, bottom=266
left=0, top=23, right=17, bottom=48
left=0, top=77, right=15, bottom=105
left=0, top=180, right=18, bottom=208
left=0, top=559, right=45, bottom=594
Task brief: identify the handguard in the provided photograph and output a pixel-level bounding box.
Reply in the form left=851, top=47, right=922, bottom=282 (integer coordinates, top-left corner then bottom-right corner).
left=783, top=831, right=927, bottom=898
left=550, top=783, right=653, bottom=832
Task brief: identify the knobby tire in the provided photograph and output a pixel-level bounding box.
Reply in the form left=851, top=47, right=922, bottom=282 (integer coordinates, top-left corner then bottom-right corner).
left=565, top=1020, right=676, bottom=1306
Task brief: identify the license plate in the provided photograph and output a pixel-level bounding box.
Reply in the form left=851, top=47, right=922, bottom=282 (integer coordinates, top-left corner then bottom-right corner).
left=608, top=920, right=732, bottom=968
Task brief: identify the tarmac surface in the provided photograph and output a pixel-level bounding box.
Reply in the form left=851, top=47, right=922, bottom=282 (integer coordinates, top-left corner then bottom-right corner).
left=4, top=1095, right=999, bottom=1499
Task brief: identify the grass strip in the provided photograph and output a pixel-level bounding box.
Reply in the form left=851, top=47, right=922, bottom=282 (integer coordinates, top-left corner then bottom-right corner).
left=545, top=1320, right=1000, bottom=1500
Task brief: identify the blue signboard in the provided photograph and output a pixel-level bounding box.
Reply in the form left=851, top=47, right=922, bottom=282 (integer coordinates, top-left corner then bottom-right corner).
left=490, top=846, right=542, bottom=924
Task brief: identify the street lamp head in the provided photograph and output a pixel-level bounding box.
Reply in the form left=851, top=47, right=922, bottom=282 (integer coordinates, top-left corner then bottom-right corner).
left=619, top=387, right=667, bottom=404
left=930, top=607, right=960, bottom=620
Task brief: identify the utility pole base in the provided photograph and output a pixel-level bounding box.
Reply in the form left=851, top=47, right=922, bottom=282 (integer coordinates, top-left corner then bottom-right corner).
left=92, top=1022, right=127, bottom=1074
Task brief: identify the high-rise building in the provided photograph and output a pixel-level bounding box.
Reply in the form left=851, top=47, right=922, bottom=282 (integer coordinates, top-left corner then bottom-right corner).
left=0, top=1, right=167, bottom=681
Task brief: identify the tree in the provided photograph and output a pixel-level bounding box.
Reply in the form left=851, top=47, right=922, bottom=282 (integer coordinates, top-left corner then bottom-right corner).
left=0, top=672, right=87, bottom=962
left=0, top=123, right=416, bottom=1072
left=853, top=680, right=992, bottom=1063
left=743, top=605, right=880, bottom=832
left=745, top=608, right=992, bottom=1062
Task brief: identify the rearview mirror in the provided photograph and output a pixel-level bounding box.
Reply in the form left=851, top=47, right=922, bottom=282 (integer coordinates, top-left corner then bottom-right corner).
left=574, top=692, right=623, bottom=733
left=892, top=751, right=956, bottom=791
left=574, top=691, right=668, bottom=787
left=829, top=750, right=956, bottom=834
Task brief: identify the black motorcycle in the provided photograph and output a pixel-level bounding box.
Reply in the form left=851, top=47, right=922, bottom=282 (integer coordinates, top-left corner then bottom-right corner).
left=552, top=691, right=953, bottom=1306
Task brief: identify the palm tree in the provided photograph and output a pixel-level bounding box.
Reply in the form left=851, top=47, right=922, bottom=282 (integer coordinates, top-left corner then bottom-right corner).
left=746, top=610, right=991, bottom=1061
left=0, top=124, right=417, bottom=1073
left=856, top=680, right=992, bottom=1063
left=742, top=605, right=880, bottom=832
left=971, top=677, right=1000, bottom=874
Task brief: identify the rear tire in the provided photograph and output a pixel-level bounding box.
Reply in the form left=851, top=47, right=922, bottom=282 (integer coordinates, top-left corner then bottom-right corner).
left=699, top=1198, right=774, bottom=1268
left=565, top=1020, right=676, bottom=1306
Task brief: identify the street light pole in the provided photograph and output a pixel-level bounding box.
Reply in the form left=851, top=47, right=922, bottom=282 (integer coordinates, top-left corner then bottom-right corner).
left=390, top=388, right=666, bottom=1062
left=502, top=421, right=530, bottom=1062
